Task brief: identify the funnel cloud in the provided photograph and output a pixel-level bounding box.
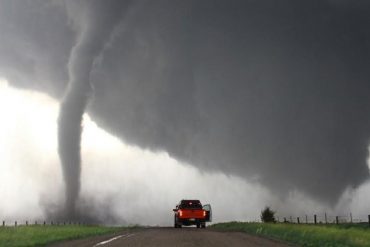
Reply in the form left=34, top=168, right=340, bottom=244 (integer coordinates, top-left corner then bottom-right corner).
left=0, top=0, right=370, bottom=220
left=57, top=1, right=129, bottom=219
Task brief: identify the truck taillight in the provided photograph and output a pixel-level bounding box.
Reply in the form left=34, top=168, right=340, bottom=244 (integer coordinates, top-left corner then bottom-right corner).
left=203, top=210, right=206, bottom=217
left=179, top=210, right=183, bottom=217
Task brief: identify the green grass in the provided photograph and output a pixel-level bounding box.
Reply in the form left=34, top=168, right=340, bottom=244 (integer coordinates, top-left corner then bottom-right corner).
left=0, top=225, right=128, bottom=247
left=211, top=222, right=370, bottom=247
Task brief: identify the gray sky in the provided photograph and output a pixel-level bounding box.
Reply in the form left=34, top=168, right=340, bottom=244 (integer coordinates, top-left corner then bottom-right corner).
left=0, top=0, right=370, bottom=223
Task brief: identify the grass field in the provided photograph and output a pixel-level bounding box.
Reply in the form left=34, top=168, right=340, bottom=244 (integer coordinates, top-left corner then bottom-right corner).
left=0, top=225, right=128, bottom=247
left=211, top=222, right=370, bottom=247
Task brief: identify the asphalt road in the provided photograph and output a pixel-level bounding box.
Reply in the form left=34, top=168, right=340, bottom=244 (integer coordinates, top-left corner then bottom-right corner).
left=50, top=227, right=292, bottom=247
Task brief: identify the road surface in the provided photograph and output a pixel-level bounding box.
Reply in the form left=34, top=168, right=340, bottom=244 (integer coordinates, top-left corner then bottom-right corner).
left=50, top=227, right=292, bottom=247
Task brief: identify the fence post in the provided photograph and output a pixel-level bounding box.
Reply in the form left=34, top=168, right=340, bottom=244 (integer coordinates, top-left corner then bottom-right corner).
left=297, top=217, right=300, bottom=224
left=314, top=214, right=317, bottom=224
left=35, top=221, right=37, bottom=225
left=43, top=221, right=46, bottom=226
left=368, top=215, right=370, bottom=227
left=26, top=221, right=28, bottom=226
left=2, top=221, right=4, bottom=227
left=290, top=216, right=292, bottom=223
left=305, top=215, right=308, bottom=224
left=336, top=216, right=339, bottom=225
left=51, top=221, right=53, bottom=225
left=325, top=212, right=327, bottom=224
left=284, top=217, right=286, bottom=223
left=15, top=221, right=17, bottom=227
left=350, top=213, right=353, bottom=223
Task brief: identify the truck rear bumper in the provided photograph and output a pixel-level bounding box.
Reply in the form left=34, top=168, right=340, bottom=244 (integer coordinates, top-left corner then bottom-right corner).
left=177, top=218, right=206, bottom=226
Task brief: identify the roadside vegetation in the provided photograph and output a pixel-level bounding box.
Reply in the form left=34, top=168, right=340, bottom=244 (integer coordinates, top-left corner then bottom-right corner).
left=211, top=221, right=370, bottom=247
left=260, top=206, right=276, bottom=223
left=0, top=225, right=129, bottom=247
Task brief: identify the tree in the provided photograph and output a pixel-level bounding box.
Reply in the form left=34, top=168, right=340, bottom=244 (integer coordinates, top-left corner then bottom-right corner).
left=261, top=206, right=276, bottom=223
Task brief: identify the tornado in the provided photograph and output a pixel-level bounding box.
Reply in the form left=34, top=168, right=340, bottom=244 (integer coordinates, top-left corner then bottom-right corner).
left=57, top=1, right=127, bottom=218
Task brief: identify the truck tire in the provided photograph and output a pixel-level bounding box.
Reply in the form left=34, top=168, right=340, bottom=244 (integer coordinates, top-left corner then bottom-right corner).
left=196, top=223, right=200, bottom=228
left=201, top=223, right=206, bottom=228
left=174, top=216, right=182, bottom=228
left=174, top=216, right=178, bottom=228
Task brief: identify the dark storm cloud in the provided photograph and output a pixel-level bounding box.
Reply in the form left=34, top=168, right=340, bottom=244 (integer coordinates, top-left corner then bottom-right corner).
left=1, top=0, right=370, bottom=218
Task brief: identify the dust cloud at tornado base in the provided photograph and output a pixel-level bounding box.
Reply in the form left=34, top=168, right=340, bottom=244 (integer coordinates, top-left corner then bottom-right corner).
left=0, top=0, right=370, bottom=221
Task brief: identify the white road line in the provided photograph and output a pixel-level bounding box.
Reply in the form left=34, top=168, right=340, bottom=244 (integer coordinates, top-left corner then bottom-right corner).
left=93, top=233, right=135, bottom=246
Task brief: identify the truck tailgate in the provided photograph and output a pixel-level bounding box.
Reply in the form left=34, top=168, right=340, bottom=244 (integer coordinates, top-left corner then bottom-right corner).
left=179, top=209, right=205, bottom=219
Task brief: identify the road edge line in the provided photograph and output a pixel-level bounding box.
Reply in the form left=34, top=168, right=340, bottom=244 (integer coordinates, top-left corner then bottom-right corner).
left=93, top=233, right=135, bottom=246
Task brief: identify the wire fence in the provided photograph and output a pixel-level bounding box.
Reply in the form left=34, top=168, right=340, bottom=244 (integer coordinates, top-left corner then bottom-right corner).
left=276, top=213, right=370, bottom=225
left=1, top=220, right=86, bottom=227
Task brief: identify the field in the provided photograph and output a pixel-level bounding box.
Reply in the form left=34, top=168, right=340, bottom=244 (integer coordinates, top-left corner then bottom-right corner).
left=0, top=225, right=127, bottom=247
left=211, top=222, right=370, bottom=247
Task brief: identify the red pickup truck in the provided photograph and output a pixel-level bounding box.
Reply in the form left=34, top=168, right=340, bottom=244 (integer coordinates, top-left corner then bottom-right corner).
left=173, top=199, right=212, bottom=228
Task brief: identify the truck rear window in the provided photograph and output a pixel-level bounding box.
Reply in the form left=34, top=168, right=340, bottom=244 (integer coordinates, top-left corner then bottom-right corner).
left=180, top=200, right=202, bottom=209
